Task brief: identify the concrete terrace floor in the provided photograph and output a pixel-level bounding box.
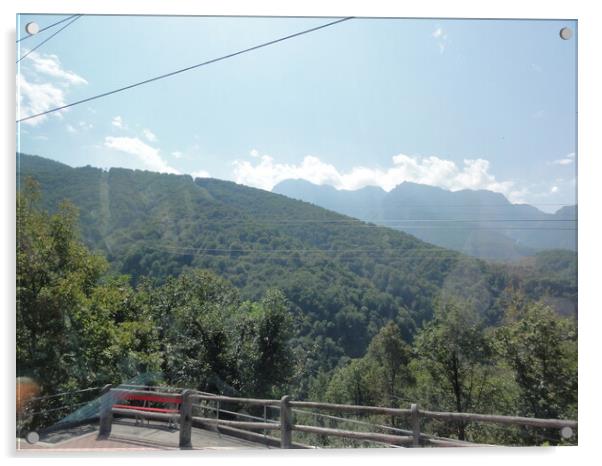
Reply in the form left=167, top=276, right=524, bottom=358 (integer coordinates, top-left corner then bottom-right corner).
left=17, top=418, right=272, bottom=451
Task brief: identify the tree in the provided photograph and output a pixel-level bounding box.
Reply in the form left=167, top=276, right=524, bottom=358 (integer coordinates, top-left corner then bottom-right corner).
left=322, top=322, right=412, bottom=423
left=248, top=289, right=295, bottom=397
left=17, top=180, right=162, bottom=432
left=150, top=269, right=239, bottom=391
left=495, top=301, right=577, bottom=422
left=149, top=271, right=295, bottom=397
left=325, top=358, right=381, bottom=407
left=366, top=321, right=412, bottom=407
left=17, top=179, right=110, bottom=392
left=413, top=301, right=493, bottom=440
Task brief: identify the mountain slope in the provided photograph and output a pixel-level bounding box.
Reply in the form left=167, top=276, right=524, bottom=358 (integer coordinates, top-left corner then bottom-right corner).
left=273, top=179, right=577, bottom=260
left=18, top=154, right=576, bottom=366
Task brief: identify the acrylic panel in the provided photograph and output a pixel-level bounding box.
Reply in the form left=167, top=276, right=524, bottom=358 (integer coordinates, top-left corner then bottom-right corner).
left=16, top=14, right=577, bottom=451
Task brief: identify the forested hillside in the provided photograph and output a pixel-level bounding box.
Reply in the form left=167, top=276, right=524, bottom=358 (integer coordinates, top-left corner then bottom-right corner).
left=17, top=154, right=577, bottom=379
left=273, top=179, right=577, bottom=260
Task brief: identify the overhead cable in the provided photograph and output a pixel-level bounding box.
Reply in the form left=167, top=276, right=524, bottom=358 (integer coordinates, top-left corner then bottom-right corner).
left=17, top=16, right=353, bottom=123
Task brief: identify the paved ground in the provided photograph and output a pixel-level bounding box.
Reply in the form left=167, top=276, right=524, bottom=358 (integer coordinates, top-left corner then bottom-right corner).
left=17, top=419, right=271, bottom=451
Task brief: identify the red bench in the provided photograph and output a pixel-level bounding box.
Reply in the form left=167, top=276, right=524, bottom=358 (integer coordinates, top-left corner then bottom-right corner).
left=112, top=392, right=182, bottom=428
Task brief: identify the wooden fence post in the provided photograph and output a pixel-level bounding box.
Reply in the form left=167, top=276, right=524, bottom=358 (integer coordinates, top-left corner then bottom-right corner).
left=280, top=395, right=292, bottom=449
left=410, top=403, right=420, bottom=447
left=98, top=384, right=113, bottom=439
left=179, top=390, right=193, bottom=448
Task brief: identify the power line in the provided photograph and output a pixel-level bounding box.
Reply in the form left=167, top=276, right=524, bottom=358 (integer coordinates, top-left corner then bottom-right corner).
left=143, top=246, right=463, bottom=254
left=17, top=16, right=353, bottom=123
left=136, top=216, right=578, bottom=231
left=17, top=15, right=82, bottom=63
left=109, top=233, right=460, bottom=257
left=108, top=241, right=511, bottom=258
left=331, top=227, right=576, bottom=230
left=106, top=231, right=577, bottom=259
left=147, top=218, right=576, bottom=225
left=137, top=219, right=577, bottom=229
left=122, top=249, right=462, bottom=259
left=16, top=14, right=81, bottom=42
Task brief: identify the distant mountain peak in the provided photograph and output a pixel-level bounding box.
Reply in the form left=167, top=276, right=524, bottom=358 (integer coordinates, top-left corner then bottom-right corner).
left=272, top=176, right=576, bottom=259
left=272, top=179, right=387, bottom=194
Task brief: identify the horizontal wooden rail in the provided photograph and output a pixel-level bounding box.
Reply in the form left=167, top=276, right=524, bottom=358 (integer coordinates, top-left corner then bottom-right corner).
left=426, top=438, right=491, bottom=448
left=419, top=410, right=578, bottom=429
left=194, top=403, right=270, bottom=422
left=291, top=407, right=484, bottom=446
left=110, top=389, right=182, bottom=401
left=191, top=418, right=315, bottom=449
left=293, top=424, right=414, bottom=446
left=113, top=405, right=179, bottom=415
left=112, top=407, right=178, bottom=423
left=293, top=407, right=414, bottom=435
left=290, top=400, right=412, bottom=417
left=192, top=416, right=280, bottom=431
left=192, top=393, right=280, bottom=407
left=116, top=384, right=183, bottom=392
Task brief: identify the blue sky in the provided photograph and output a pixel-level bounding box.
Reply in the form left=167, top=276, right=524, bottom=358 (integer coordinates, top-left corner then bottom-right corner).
left=17, top=15, right=577, bottom=212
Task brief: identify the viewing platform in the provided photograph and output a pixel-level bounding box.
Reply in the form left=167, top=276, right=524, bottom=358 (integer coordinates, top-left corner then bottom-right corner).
left=17, top=384, right=578, bottom=451
left=17, top=418, right=270, bottom=451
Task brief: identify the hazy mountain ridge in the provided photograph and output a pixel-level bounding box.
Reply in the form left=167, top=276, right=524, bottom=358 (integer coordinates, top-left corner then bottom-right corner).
left=273, top=179, right=577, bottom=260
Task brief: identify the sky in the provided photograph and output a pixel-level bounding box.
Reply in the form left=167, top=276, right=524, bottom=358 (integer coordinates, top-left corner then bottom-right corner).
left=16, top=14, right=577, bottom=212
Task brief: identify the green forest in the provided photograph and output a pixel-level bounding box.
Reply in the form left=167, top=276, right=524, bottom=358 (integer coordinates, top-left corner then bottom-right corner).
left=17, top=154, right=577, bottom=446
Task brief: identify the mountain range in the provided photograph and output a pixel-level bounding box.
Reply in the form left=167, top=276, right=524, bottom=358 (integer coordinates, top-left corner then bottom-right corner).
left=273, top=179, right=577, bottom=260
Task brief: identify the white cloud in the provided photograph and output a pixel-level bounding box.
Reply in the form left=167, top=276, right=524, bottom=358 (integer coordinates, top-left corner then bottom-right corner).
left=66, top=124, right=76, bottom=133
left=104, top=136, right=179, bottom=174
left=26, top=51, right=88, bottom=86
left=233, top=151, right=523, bottom=202
left=112, top=116, right=124, bottom=128
left=191, top=170, right=210, bottom=179
left=531, top=63, right=543, bottom=73
left=142, top=128, right=157, bottom=142
left=249, top=149, right=260, bottom=158
left=552, top=152, right=575, bottom=165
left=172, top=151, right=184, bottom=159
left=550, top=186, right=559, bottom=193
left=432, top=26, right=449, bottom=54
left=17, top=51, right=87, bottom=126
left=507, top=188, right=529, bottom=204
left=17, top=74, right=66, bottom=126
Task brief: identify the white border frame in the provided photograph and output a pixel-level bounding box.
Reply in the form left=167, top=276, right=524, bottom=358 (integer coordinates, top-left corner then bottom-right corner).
left=3, top=1, right=600, bottom=465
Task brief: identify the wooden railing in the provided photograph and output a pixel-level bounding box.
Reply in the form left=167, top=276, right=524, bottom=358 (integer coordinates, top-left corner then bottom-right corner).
left=97, top=385, right=578, bottom=449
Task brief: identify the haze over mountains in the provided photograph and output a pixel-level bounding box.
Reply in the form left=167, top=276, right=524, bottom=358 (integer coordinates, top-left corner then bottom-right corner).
left=273, top=179, right=577, bottom=260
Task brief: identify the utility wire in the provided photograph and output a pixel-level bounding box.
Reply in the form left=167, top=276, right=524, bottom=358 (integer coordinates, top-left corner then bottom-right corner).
left=17, top=16, right=353, bottom=123
left=147, top=218, right=577, bottom=225
left=107, top=235, right=460, bottom=258
left=16, top=14, right=81, bottom=42
left=113, top=245, right=466, bottom=258
left=17, top=15, right=82, bottom=63
left=109, top=228, right=575, bottom=258
left=132, top=223, right=577, bottom=230
left=144, top=246, right=464, bottom=254
left=28, top=386, right=102, bottom=402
